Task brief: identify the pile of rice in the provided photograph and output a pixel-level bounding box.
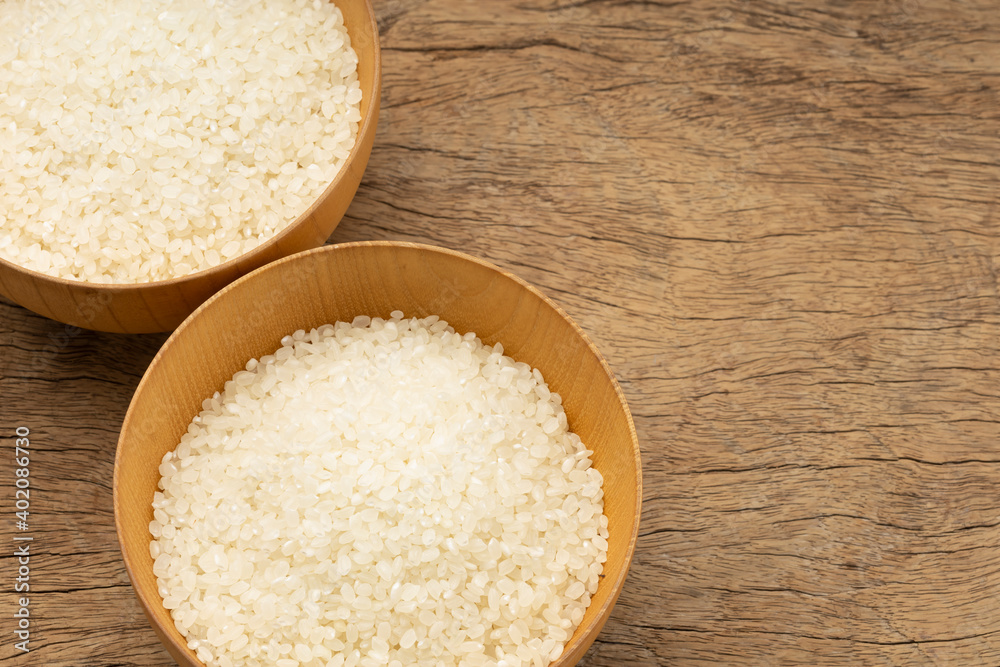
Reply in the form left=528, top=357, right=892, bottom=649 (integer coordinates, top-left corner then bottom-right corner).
left=150, top=314, right=609, bottom=667
left=0, top=0, right=362, bottom=283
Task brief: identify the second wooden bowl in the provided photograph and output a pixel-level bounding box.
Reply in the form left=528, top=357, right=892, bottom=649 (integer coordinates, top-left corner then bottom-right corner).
left=0, top=0, right=381, bottom=334
left=114, top=241, right=642, bottom=667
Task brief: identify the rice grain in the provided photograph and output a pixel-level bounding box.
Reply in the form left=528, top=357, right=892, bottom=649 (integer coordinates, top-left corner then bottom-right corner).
left=0, top=0, right=362, bottom=283
left=151, top=314, right=609, bottom=667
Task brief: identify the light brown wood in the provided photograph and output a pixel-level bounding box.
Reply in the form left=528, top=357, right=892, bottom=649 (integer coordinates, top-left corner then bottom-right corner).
left=113, top=242, right=643, bottom=667
left=4, top=0, right=1000, bottom=664
left=0, top=0, right=382, bottom=335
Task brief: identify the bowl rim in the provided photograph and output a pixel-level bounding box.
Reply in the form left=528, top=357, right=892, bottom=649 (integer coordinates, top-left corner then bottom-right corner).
left=114, top=240, right=643, bottom=666
left=0, top=0, right=381, bottom=292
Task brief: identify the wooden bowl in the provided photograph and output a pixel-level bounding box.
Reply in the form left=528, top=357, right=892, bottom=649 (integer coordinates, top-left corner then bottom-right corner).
left=0, top=0, right=381, bottom=334
left=114, top=241, right=642, bottom=667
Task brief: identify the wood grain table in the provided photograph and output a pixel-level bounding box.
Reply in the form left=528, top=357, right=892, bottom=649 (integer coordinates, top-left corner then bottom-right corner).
left=2, top=0, right=1000, bottom=665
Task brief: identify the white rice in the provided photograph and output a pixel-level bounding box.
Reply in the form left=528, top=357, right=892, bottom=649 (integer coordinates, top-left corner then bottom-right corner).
left=0, top=0, right=362, bottom=283
left=150, top=313, right=609, bottom=667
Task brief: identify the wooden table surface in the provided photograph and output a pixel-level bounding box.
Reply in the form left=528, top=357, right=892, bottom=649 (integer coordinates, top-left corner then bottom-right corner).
left=3, top=0, right=1000, bottom=665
